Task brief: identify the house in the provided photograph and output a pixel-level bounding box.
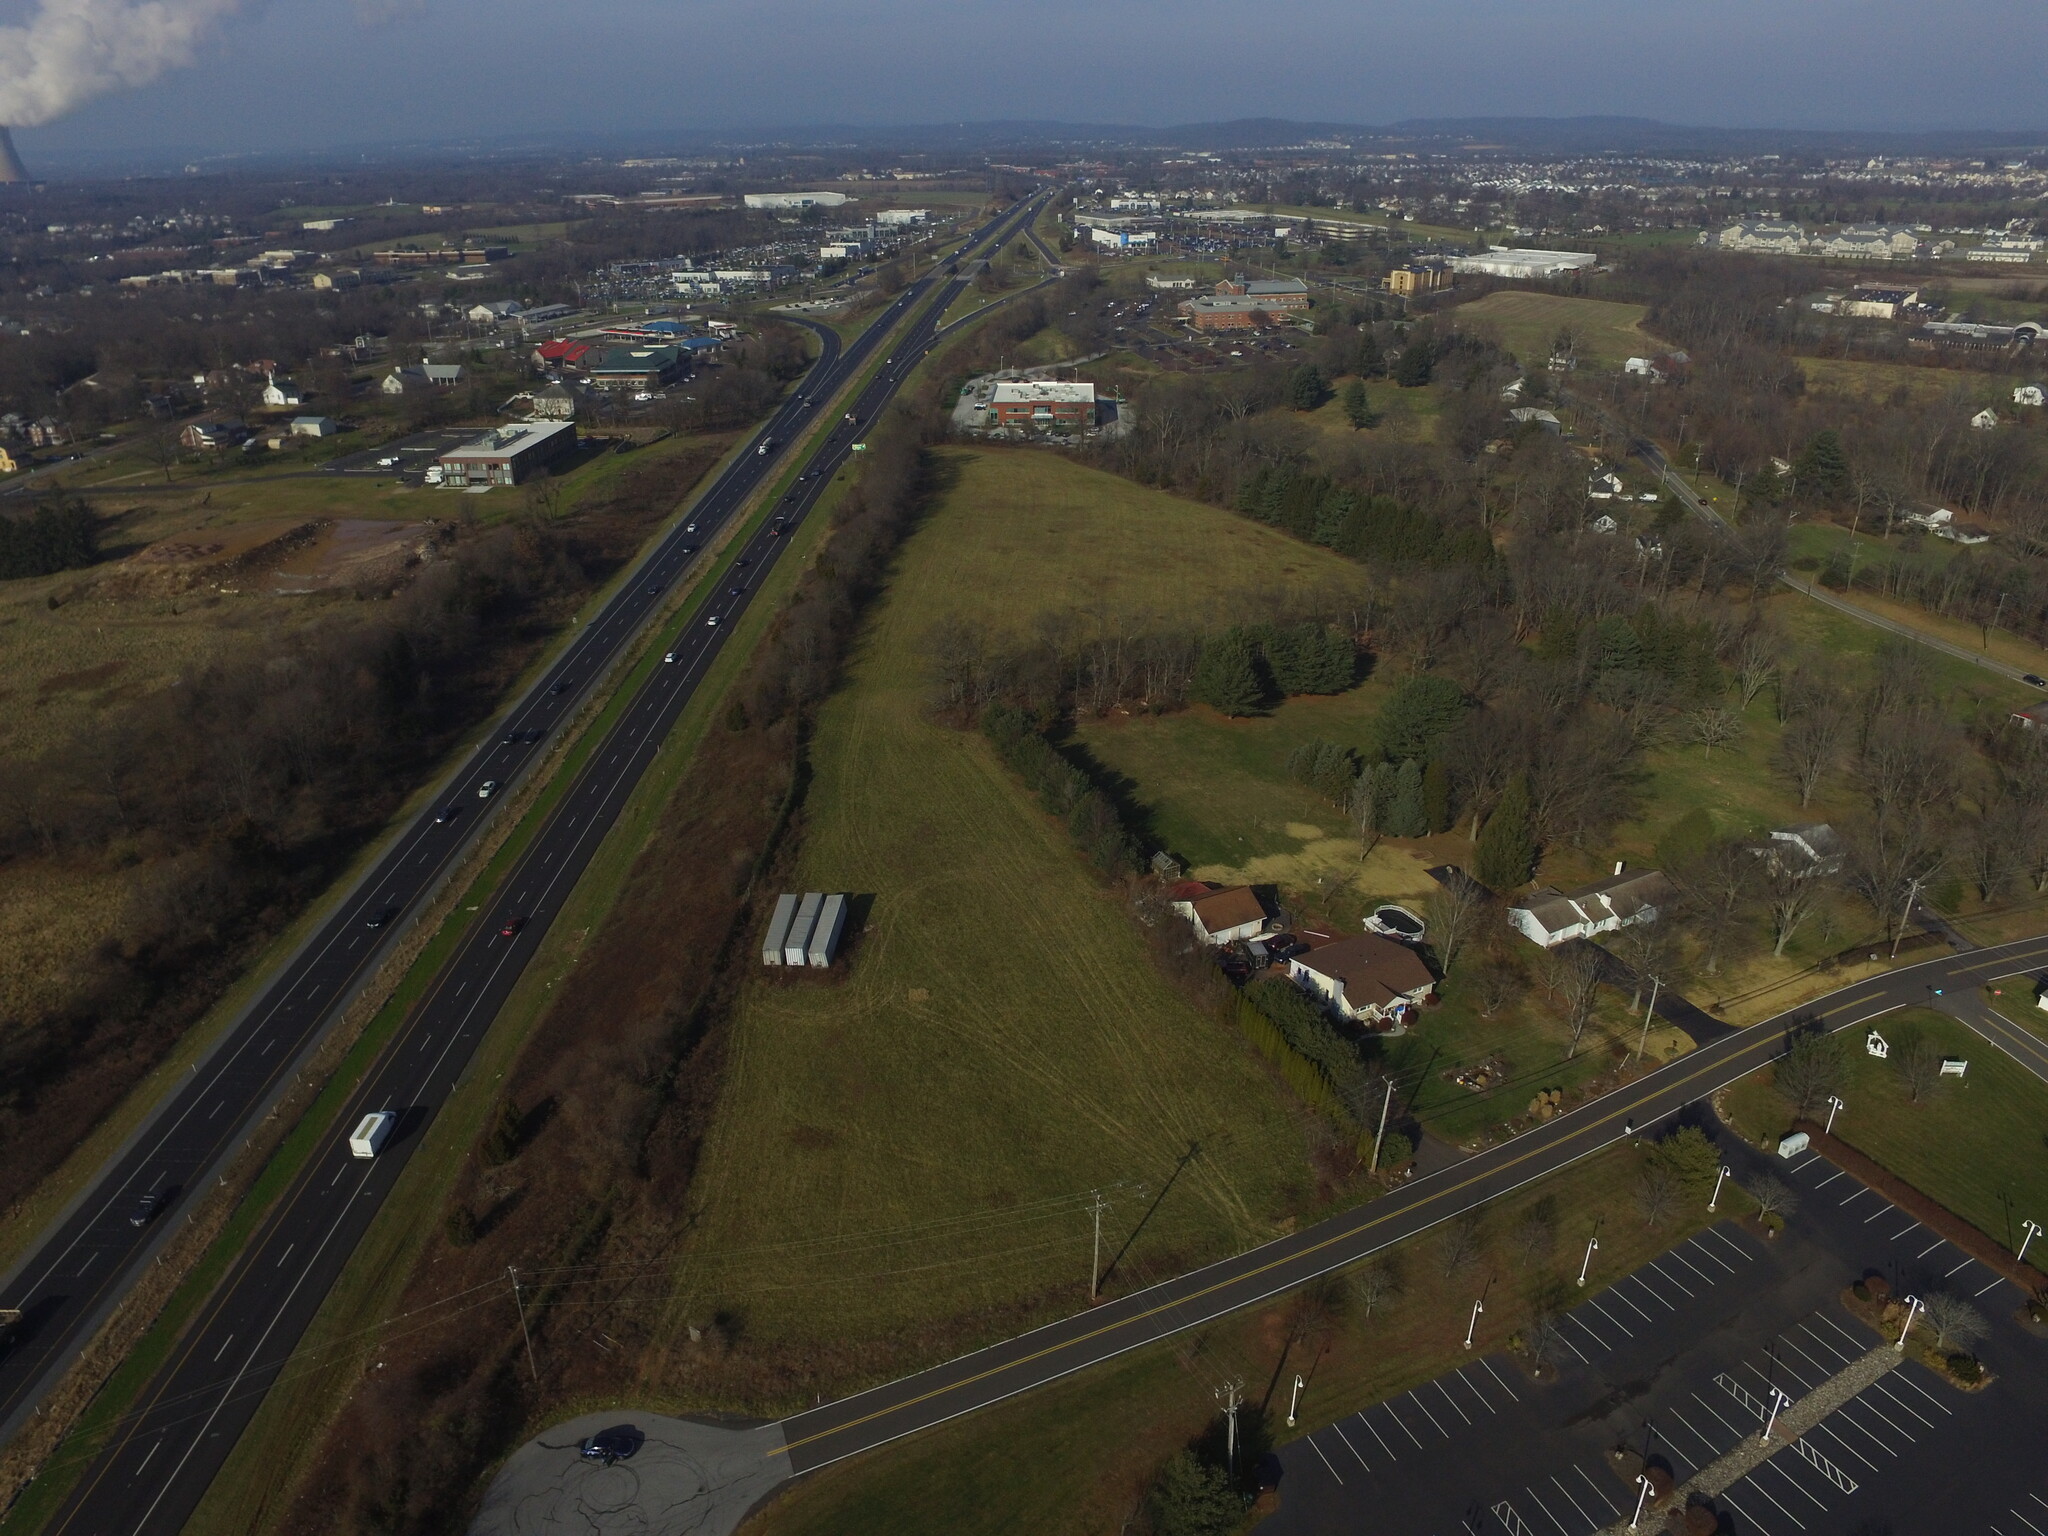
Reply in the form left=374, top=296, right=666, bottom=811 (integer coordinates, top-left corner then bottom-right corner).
left=2014, top=383, right=2046, bottom=407
left=0, top=446, right=17, bottom=474
left=2014, top=702, right=2048, bottom=730
left=1286, top=935, right=1436, bottom=1028
left=987, top=380, right=1097, bottom=432
left=1589, top=513, right=1620, bottom=535
left=381, top=362, right=464, bottom=395
left=524, top=381, right=591, bottom=420
left=1588, top=469, right=1625, bottom=497
left=532, top=339, right=593, bottom=373
left=289, top=416, right=341, bottom=436
left=1971, top=408, right=2000, bottom=430
left=179, top=418, right=247, bottom=450
left=28, top=418, right=68, bottom=448
left=1766, top=823, right=1844, bottom=878
left=1705, top=221, right=1809, bottom=255
left=260, top=374, right=303, bottom=408
left=1171, top=883, right=1271, bottom=946
left=1508, top=867, right=1674, bottom=948
left=1145, top=274, right=1198, bottom=291
left=1901, top=503, right=1958, bottom=532
left=1935, top=520, right=1992, bottom=546
left=435, top=420, right=578, bottom=488
left=1814, top=225, right=1923, bottom=260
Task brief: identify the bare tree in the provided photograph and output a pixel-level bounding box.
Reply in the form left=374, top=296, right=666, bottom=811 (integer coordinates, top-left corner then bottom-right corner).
left=1893, top=1028, right=1944, bottom=1103
left=1775, top=1032, right=1848, bottom=1117
left=1778, top=705, right=1845, bottom=807
left=1921, top=1291, right=1990, bottom=1352
left=1437, top=1211, right=1485, bottom=1278
left=1349, top=1255, right=1403, bottom=1318
left=1426, top=874, right=1488, bottom=975
left=1635, top=1159, right=1679, bottom=1226
left=1762, top=858, right=1830, bottom=959
left=1840, top=814, right=1945, bottom=944
left=1542, top=941, right=1606, bottom=1057
left=1686, top=707, right=1744, bottom=758
left=1671, top=842, right=1760, bottom=976
left=1748, top=1174, right=1800, bottom=1220
left=1509, top=1200, right=1558, bottom=1269
left=1733, top=627, right=1782, bottom=709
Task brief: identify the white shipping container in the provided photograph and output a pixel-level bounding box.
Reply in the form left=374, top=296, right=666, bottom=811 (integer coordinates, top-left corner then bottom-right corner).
left=350, top=1110, right=396, bottom=1159
left=783, top=892, right=823, bottom=966
left=807, top=893, right=847, bottom=968
left=762, top=893, right=798, bottom=966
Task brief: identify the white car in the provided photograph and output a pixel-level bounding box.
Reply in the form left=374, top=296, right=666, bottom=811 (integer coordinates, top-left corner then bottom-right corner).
left=705, top=615, right=720, bottom=627
left=663, top=650, right=678, bottom=663
left=377, top=456, right=401, bottom=468
left=477, top=780, right=499, bottom=799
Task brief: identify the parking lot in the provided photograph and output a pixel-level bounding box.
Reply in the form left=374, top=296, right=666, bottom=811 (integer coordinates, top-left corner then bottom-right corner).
left=1269, top=1130, right=2048, bottom=1536
left=320, top=428, right=479, bottom=482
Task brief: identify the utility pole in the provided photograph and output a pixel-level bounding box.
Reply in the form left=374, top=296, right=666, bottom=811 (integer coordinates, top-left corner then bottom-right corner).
left=1635, top=975, right=1662, bottom=1062
left=508, top=1266, right=538, bottom=1382
left=1986, top=591, right=2008, bottom=650
left=1370, top=1077, right=1394, bottom=1172
left=1286, top=1372, right=1305, bottom=1428
left=1825, top=1094, right=1845, bottom=1135
left=1215, top=1379, right=1244, bottom=1477
left=2020, top=1219, right=2043, bottom=1267
left=1087, top=1189, right=1112, bottom=1302
left=1709, top=1164, right=1731, bottom=1213
left=1892, top=874, right=1926, bottom=959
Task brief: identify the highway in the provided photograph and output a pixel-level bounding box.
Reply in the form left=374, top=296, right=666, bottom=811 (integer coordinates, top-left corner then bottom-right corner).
left=14, top=189, right=1051, bottom=1534
left=767, top=933, right=2048, bottom=1475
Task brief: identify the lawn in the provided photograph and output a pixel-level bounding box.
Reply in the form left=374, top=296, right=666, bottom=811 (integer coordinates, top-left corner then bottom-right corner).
left=1718, top=1007, right=2048, bottom=1253
left=1450, top=290, right=1671, bottom=370
left=743, top=1142, right=1739, bottom=1536
left=661, top=450, right=1365, bottom=1362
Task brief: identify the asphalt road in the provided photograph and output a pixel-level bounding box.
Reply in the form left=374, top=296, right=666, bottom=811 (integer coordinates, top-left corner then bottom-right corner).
left=15, top=190, right=1051, bottom=1535
left=767, top=933, right=2048, bottom=1476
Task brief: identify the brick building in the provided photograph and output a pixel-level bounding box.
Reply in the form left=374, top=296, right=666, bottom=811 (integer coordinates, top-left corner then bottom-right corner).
left=988, top=380, right=1097, bottom=431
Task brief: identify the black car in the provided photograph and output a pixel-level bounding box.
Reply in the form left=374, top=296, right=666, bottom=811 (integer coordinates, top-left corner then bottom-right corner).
left=681, top=543, right=698, bottom=554
left=645, top=583, right=661, bottom=595
left=2027, top=674, right=2048, bottom=689
left=547, top=681, right=567, bottom=696
left=434, top=805, right=459, bottom=825
left=579, top=1425, right=643, bottom=1465
left=502, top=731, right=521, bottom=746
left=365, top=907, right=397, bottom=929
left=129, top=1190, right=167, bottom=1228
left=522, top=726, right=546, bottom=744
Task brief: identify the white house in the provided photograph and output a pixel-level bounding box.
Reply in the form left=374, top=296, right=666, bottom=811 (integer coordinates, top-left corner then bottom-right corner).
left=260, top=374, right=303, bottom=408
left=1286, top=935, right=1436, bottom=1029
left=1766, top=823, right=1843, bottom=878
left=1971, top=408, right=2000, bottom=430
left=1171, top=884, right=1270, bottom=946
left=2014, top=383, right=2045, bottom=407
left=1509, top=868, right=1674, bottom=948
left=289, top=415, right=340, bottom=436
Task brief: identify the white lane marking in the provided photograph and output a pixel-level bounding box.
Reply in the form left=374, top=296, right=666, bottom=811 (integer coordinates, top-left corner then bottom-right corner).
left=1386, top=1401, right=1425, bottom=1449
left=1644, top=1256, right=1695, bottom=1298
left=1546, top=1475, right=1597, bottom=1530
left=1433, top=1377, right=1472, bottom=1425
left=1871, top=1376, right=1940, bottom=1427
left=1737, top=1469, right=1808, bottom=1529
left=1521, top=1485, right=1572, bottom=1536
left=1585, top=1295, right=1635, bottom=1337
left=1862, top=1202, right=1893, bottom=1224
left=1685, top=1234, right=1739, bottom=1274
left=1615, top=1277, right=1663, bottom=1317
left=1828, top=1398, right=1903, bottom=1457
left=77, top=1250, right=98, bottom=1276
left=1562, top=1314, right=1603, bottom=1356
left=1887, top=1218, right=1919, bottom=1241
left=1944, top=1256, right=1975, bottom=1277
left=1885, top=1367, right=1951, bottom=1417
left=208, top=1100, right=224, bottom=1120
left=212, top=1332, right=236, bottom=1363
left=260, top=1036, right=276, bottom=1056
left=1690, top=1390, right=1750, bottom=1440
left=1717, top=1488, right=1777, bottom=1536
left=1304, top=1433, right=1344, bottom=1485
left=2011, top=1511, right=2048, bottom=1536
left=1478, top=1357, right=1520, bottom=1402
left=1328, top=1421, right=1368, bottom=1469
left=1975, top=1274, right=2007, bottom=1297
left=275, top=1242, right=294, bottom=1267
left=1356, top=1410, right=1397, bottom=1460
left=1838, top=1185, right=1871, bottom=1207
left=1807, top=1418, right=1880, bottom=1474
left=1701, top=1225, right=1758, bottom=1261
left=1915, top=1237, right=1946, bottom=1258
left=136, top=1437, right=164, bottom=1475
left=1665, top=1246, right=1717, bottom=1285
left=1454, top=1365, right=1498, bottom=1414
left=1812, top=1167, right=1849, bottom=1190
left=329, top=1164, right=346, bottom=1187
left=1663, top=1406, right=1728, bottom=1465
left=1409, top=1388, right=1450, bottom=1439
left=1572, top=1462, right=1623, bottom=1515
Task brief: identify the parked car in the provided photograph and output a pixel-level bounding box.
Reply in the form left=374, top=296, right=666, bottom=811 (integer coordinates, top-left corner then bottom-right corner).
left=579, top=1426, right=643, bottom=1466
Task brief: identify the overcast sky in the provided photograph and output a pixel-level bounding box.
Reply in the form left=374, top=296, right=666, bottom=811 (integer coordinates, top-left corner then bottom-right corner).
left=10, top=0, right=2048, bottom=167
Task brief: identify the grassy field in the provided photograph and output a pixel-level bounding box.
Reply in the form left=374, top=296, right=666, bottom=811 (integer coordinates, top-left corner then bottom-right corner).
left=744, top=1142, right=1741, bottom=1536
left=664, top=450, right=1361, bottom=1356
left=1798, top=355, right=2020, bottom=406
left=1718, top=1007, right=2048, bottom=1251
left=1449, top=290, right=1669, bottom=370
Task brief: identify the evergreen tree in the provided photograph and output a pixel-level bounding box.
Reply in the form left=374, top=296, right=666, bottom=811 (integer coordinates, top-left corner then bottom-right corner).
left=1374, top=674, right=1469, bottom=761
left=1393, top=338, right=1434, bottom=388
left=1288, top=362, right=1329, bottom=411
left=0, top=497, right=101, bottom=580
left=1264, top=622, right=1354, bottom=695
left=1387, top=758, right=1428, bottom=838
left=1193, top=630, right=1266, bottom=716
left=1312, top=487, right=1356, bottom=547
left=1474, top=775, right=1537, bottom=890
left=1358, top=328, right=1385, bottom=377
left=1149, top=1451, right=1242, bottom=1536
left=1340, top=377, right=1374, bottom=430
left=1422, top=757, right=1452, bottom=834
left=1792, top=429, right=1850, bottom=504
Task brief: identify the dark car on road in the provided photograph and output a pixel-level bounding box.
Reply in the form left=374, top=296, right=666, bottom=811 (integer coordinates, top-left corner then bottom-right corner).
left=434, top=805, right=460, bottom=824
left=365, top=907, right=397, bottom=929
left=500, top=916, right=524, bottom=939
left=579, top=1425, right=643, bottom=1465
left=2026, top=674, right=2047, bottom=688
left=129, top=1190, right=167, bottom=1228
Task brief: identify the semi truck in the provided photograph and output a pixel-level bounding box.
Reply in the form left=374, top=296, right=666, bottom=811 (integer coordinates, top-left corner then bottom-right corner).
left=350, top=1110, right=396, bottom=1158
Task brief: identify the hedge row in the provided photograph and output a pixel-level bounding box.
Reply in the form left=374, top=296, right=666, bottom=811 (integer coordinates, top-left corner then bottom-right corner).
left=1234, top=994, right=1340, bottom=1120
left=980, top=701, right=1144, bottom=876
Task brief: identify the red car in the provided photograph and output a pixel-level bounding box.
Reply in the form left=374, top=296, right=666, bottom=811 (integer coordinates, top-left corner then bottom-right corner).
left=500, top=917, right=524, bottom=939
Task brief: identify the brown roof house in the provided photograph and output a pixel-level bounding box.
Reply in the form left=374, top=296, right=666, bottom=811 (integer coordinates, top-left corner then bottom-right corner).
left=1509, top=867, right=1674, bottom=948
left=1286, top=935, right=1436, bottom=1030
left=1171, top=884, right=1271, bottom=946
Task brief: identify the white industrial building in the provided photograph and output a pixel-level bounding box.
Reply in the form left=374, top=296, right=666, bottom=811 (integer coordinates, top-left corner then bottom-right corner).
left=875, top=208, right=929, bottom=226
left=1091, top=227, right=1158, bottom=250
left=1448, top=247, right=1598, bottom=279
left=744, top=191, right=849, bottom=210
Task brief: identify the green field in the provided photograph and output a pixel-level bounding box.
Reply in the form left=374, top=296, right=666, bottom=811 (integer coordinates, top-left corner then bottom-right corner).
left=1450, top=290, right=1668, bottom=370
left=745, top=1143, right=1740, bottom=1536
left=1720, top=1007, right=2048, bottom=1250
left=663, top=450, right=1364, bottom=1367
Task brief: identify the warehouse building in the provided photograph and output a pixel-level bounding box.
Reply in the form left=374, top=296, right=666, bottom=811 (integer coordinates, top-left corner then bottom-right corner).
left=743, top=191, right=849, bottom=210
left=1447, top=247, right=1598, bottom=279
left=436, top=420, right=578, bottom=488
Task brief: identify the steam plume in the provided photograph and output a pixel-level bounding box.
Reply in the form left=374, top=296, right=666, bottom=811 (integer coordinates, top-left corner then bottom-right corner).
left=0, top=0, right=247, bottom=128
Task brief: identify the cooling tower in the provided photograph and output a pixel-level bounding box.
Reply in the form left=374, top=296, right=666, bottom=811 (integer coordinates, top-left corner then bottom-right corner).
left=0, top=129, right=28, bottom=185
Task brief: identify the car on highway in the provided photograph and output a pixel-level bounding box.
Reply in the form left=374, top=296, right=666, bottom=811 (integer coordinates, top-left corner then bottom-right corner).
left=727, top=586, right=743, bottom=597
left=685, top=522, right=698, bottom=533
left=500, top=916, right=524, bottom=938
left=433, top=805, right=459, bottom=824
left=663, top=650, right=679, bottom=663
left=547, top=681, right=566, bottom=695
left=645, top=583, right=661, bottom=595
left=477, top=780, right=499, bottom=799
left=705, top=614, right=720, bottom=627
left=735, top=556, right=751, bottom=567
left=377, top=456, right=401, bottom=468
left=2027, top=674, right=2048, bottom=688
left=756, top=438, right=774, bottom=456
left=364, top=907, right=397, bottom=929
left=128, top=1190, right=167, bottom=1228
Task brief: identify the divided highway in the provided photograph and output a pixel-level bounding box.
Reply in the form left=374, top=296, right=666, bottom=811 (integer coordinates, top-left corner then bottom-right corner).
left=9, top=189, right=1051, bottom=1534
left=768, top=934, right=2048, bottom=1474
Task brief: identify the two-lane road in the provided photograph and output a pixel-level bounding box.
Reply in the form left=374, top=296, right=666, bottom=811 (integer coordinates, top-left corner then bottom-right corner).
left=33, top=188, right=1054, bottom=1536
left=768, top=933, right=2048, bottom=1474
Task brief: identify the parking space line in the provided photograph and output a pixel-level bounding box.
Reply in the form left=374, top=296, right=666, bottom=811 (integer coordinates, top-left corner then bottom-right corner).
left=1862, top=1202, right=1894, bottom=1224
left=1585, top=1296, right=1635, bottom=1337
left=1848, top=1389, right=1921, bottom=1443
left=1356, top=1410, right=1397, bottom=1460
left=1945, top=1256, right=1976, bottom=1277
left=1975, top=1274, right=2007, bottom=1298
left=1829, top=1398, right=1904, bottom=1457
left=1888, top=1218, right=1920, bottom=1241
left=1796, top=1319, right=1855, bottom=1365
left=1546, top=1474, right=1597, bottom=1530
left=1385, top=1401, right=1426, bottom=1449
left=1812, top=1166, right=1850, bottom=1189
left=1611, top=1282, right=1659, bottom=1321
left=1915, top=1237, right=1947, bottom=1259
left=1410, top=1389, right=1451, bottom=1439
left=1718, top=1488, right=1777, bottom=1536
left=1888, top=1369, right=1952, bottom=1418
left=1479, top=1357, right=1521, bottom=1403
left=1751, top=1350, right=1820, bottom=1393
left=1559, top=1328, right=1592, bottom=1365
left=1685, top=1234, right=1739, bottom=1274
left=1661, top=1406, right=1727, bottom=1467
left=1520, top=1484, right=1573, bottom=1536
left=1839, top=1185, right=1871, bottom=1207
left=1739, top=1469, right=1810, bottom=1529
left=1628, top=1271, right=1678, bottom=1312
left=2010, top=1510, right=2047, bottom=1536
left=1790, top=1153, right=1822, bottom=1173
left=1305, top=1432, right=1344, bottom=1485
left=1701, top=1226, right=1758, bottom=1262
left=1573, top=1463, right=1624, bottom=1516
left=1644, top=1256, right=1695, bottom=1298
left=1691, top=1390, right=1752, bottom=1440
left=1329, top=1422, right=1369, bottom=1469
left=1433, top=1378, right=1473, bottom=1426
left=1757, top=1452, right=1831, bottom=1509
left=1665, top=1246, right=1719, bottom=1285
left=1566, top=1312, right=1610, bottom=1352
left=1870, top=1377, right=1939, bottom=1428
left=1808, top=1418, right=1880, bottom=1474
left=2032, top=1492, right=2048, bottom=1512
left=1453, top=1366, right=1498, bottom=1414
left=1811, top=1312, right=1873, bottom=1357
left=1776, top=1333, right=1840, bottom=1382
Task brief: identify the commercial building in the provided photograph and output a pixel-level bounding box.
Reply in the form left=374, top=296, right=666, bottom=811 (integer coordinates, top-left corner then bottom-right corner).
left=1090, top=227, right=1158, bottom=250
left=875, top=207, right=929, bottom=226
left=987, top=380, right=1098, bottom=431
left=371, top=245, right=509, bottom=267
left=1387, top=262, right=1451, bottom=297
left=582, top=345, right=686, bottom=392
left=435, top=420, right=578, bottom=488
left=1447, top=247, right=1598, bottom=279
left=1213, top=275, right=1310, bottom=309
left=1840, top=286, right=1918, bottom=319
left=1179, top=295, right=1293, bottom=331
left=743, top=191, right=849, bottom=210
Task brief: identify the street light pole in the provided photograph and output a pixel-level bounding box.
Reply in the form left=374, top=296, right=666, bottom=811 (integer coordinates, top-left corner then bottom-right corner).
left=1760, top=1385, right=1792, bottom=1444
left=1709, top=1164, right=1731, bottom=1212
left=1895, top=1294, right=1924, bottom=1351
left=1287, top=1372, right=1305, bottom=1428
left=1464, top=1296, right=1485, bottom=1350
left=1629, top=1474, right=1652, bottom=1530
left=1578, top=1229, right=1601, bottom=1286
left=1825, top=1094, right=1844, bottom=1135
left=2019, top=1219, right=2043, bottom=1266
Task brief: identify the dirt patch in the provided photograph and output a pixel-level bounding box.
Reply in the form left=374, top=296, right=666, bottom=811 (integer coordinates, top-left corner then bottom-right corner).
left=272, top=519, right=443, bottom=595
left=36, top=660, right=124, bottom=698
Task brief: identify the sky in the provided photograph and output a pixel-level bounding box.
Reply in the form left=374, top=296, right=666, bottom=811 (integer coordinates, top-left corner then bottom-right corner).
left=7, top=0, right=2048, bottom=168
